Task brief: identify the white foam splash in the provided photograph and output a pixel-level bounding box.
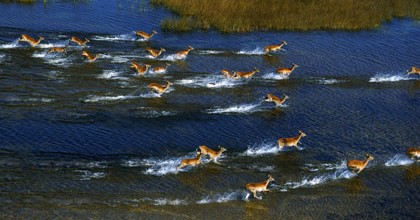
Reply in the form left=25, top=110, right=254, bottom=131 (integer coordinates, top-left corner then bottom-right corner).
left=160, top=54, right=185, bottom=61
left=236, top=47, right=265, bottom=55
left=0, top=39, right=21, bottom=49
left=369, top=73, right=412, bottom=82
left=176, top=75, right=241, bottom=88
left=261, top=72, right=289, bottom=80
left=314, top=78, right=343, bottom=85
left=283, top=167, right=356, bottom=190
left=196, top=50, right=225, bottom=55
left=75, top=170, right=105, bottom=181
left=303, top=160, right=347, bottom=172
left=143, top=152, right=199, bottom=176
left=98, top=70, right=129, bottom=80
left=385, top=154, right=415, bottom=167
left=83, top=95, right=137, bottom=103
left=5, top=97, right=54, bottom=103
left=242, top=142, right=280, bottom=156
left=147, top=198, right=188, bottom=206
left=206, top=103, right=262, bottom=114
left=36, top=40, right=69, bottom=48
left=92, top=33, right=143, bottom=42
left=197, top=190, right=249, bottom=204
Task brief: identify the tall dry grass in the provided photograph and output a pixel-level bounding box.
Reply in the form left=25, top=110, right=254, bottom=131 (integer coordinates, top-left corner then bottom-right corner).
left=151, top=0, right=420, bottom=32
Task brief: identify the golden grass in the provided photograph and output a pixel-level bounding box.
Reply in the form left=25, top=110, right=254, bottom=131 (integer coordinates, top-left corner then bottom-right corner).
left=151, top=0, right=420, bottom=32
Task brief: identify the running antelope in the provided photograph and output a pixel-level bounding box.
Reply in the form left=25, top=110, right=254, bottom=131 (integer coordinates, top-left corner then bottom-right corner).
left=130, top=62, right=151, bottom=75
left=276, top=63, right=299, bottom=77
left=347, top=154, right=374, bottom=174
left=277, top=130, right=306, bottom=150
left=70, top=36, right=90, bottom=46
left=406, top=148, right=420, bottom=160
left=148, top=81, right=173, bottom=95
left=81, top=50, right=98, bottom=62
left=18, top=34, right=44, bottom=47
left=264, top=93, right=289, bottom=106
left=198, top=145, right=227, bottom=162
left=245, top=174, right=275, bottom=200
left=145, top=47, right=166, bottom=58
left=264, top=41, right=287, bottom=54
left=407, top=66, right=420, bottom=76
left=135, top=29, right=157, bottom=40
left=221, top=69, right=234, bottom=78
left=48, top=46, right=67, bottom=53
left=233, top=67, right=260, bottom=79
left=175, top=46, right=194, bottom=59
left=152, top=63, right=171, bottom=73
left=177, top=150, right=203, bottom=170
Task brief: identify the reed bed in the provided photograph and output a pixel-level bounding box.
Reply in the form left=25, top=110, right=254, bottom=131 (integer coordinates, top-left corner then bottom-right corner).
left=151, top=0, right=420, bottom=32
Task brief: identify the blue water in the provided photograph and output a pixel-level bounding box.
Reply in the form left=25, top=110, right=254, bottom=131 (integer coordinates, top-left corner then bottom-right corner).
left=0, top=1, right=419, bottom=219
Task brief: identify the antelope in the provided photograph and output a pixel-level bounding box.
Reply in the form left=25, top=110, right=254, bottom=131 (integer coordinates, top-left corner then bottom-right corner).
left=347, top=154, right=374, bottom=174
left=264, top=41, right=287, bottom=54
left=18, top=34, right=44, bottom=47
left=276, top=63, right=299, bottom=76
left=48, top=46, right=67, bottom=54
left=152, top=63, right=171, bottom=73
left=407, top=66, right=420, bottom=76
left=70, top=36, right=90, bottom=46
left=81, top=50, right=98, bottom=62
left=264, top=93, right=289, bottom=106
left=148, top=81, right=173, bottom=95
left=130, top=62, right=151, bottom=75
left=406, top=148, right=420, bottom=160
left=221, top=69, right=234, bottom=78
left=277, top=130, right=306, bottom=150
left=198, top=145, right=227, bottom=162
left=135, top=29, right=157, bottom=40
left=245, top=174, right=275, bottom=200
left=175, top=46, right=194, bottom=59
left=177, top=150, right=203, bottom=170
left=145, top=47, right=166, bottom=58
left=232, top=67, right=260, bottom=79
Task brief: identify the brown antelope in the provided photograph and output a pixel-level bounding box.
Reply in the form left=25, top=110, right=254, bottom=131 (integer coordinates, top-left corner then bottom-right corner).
left=406, top=148, right=420, bottom=160
left=177, top=150, right=202, bottom=170
left=152, top=63, right=171, bottom=73
left=264, top=41, right=287, bottom=54
left=347, top=154, right=374, bottom=174
left=18, top=34, right=44, bottom=47
left=48, top=46, right=67, bottom=53
left=70, top=36, right=90, bottom=46
left=245, top=174, right=275, bottom=200
left=148, top=81, right=173, bottom=95
left=198, top=145, right=227, bottom=162
left=232, top=67, right=260, bottom=79
left=175, top=46, right=194, bottom=59
left=130, top=62, right=151, bottom=75
left=276, top=63, right=299, bottom=76
left=264, top=93, right=289, bottom=106
left=407, top=66, right=420, bottom=76
left=81, top=50, right=98, bottom=62
left=277, top=130, right=306, bottom=150
left=221, top=69, right=234, bottom=78
left=145, top=47, right=166, bottom=58
left=135, top=29, right=157, bottom=40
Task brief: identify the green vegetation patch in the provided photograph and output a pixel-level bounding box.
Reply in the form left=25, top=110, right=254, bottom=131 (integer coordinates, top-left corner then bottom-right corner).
left=151, top=0, right=420, bottom=32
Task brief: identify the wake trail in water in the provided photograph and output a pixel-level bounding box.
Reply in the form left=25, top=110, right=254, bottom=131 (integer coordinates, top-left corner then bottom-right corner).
left=176, top=75, right=242, bottom=88
left=236, top=47, right=265, bottom=55
left=385, top=154, right=415, bottom=166
left=261, top=72, right=289, bottom=80
left=0, top=39, right=21, bottom=49
left=205, top=101, right=273, bottom=115
left=369, top=73, right=414, bottom=82
left=197, top=190, right=250, bottom=204
left=92, top=32, right=145, bottom=42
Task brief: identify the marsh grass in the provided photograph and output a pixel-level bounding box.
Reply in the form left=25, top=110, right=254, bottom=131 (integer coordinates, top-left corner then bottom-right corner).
left=151, top=0, right=420, bottom=32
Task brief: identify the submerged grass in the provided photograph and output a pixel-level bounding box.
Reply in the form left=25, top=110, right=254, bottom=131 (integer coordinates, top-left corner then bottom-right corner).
left=151, top=0, right=420, bottom=32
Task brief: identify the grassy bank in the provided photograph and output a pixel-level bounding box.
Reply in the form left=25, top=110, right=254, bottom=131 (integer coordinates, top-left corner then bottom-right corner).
left=151, top=0, right=420, bottom=32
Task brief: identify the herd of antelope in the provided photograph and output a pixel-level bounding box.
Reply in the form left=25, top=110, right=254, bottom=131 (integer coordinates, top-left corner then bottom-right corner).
left=14, top=31, right=420, bottom=200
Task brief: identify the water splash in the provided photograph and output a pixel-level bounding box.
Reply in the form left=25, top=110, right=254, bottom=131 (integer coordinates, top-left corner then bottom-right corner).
left=236, top=47, right=265, bottom=55
left=143, top=152, right=199, bottom=176
left=176, top=75, right=241, bottom=88
left=205, top=103, right=263, bottom=114
left=0, top=39, right=21, bottom=49
left=92, top=33, right=144, bottom=42
left=369, top=73, right=413, bottom=82
left=196, top=50, right=225, bottom=55
left=75, top=170, right=106, bottom=181
left=143, top=198, right=188, bottom=206
left=82, top=95, right=138, bottom=103
left=98, top=70, right=129, bottom=80
left=241, top=142, right=280, bottom=156
left=197, top=190, right=249, bottom=204
left=37, top=40, right=69, bottom=48
left=385, top=154, right=414, bottom=167
left=261, top=72, right=289, bottom=80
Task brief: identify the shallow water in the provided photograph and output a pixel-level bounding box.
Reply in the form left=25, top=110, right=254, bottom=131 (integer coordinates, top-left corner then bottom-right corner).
left=0, top=1, right=419, bottom=219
